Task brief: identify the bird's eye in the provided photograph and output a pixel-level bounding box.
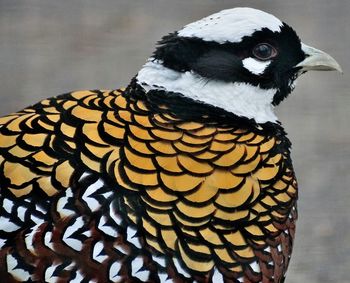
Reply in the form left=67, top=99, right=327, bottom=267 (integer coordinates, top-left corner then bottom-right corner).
left=252, top=43, right=277, bottom=61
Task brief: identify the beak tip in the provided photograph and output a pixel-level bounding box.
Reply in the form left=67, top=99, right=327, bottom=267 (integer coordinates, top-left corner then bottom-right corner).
left=336, top=66, right=343, bottom=74
left=329, top=63, right=343, bottom=74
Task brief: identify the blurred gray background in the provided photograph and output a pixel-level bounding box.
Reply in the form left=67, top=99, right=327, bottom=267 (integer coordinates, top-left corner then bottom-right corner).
left=0, top=0, right=349, bottom=282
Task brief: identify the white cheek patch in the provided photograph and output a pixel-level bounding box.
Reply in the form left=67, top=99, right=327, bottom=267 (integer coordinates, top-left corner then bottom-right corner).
left=137, top=60, right=278, bottom=124
left=242, top=57, right=271, bottom=75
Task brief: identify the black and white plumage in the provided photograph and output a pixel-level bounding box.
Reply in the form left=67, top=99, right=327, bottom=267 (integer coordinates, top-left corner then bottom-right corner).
left=138, top=8, right=340, bottom=123
left=0, top=7, right=341, bottom=283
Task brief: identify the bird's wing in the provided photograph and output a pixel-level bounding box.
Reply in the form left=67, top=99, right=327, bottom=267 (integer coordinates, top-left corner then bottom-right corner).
left=0, top=89, right=297, bottom=281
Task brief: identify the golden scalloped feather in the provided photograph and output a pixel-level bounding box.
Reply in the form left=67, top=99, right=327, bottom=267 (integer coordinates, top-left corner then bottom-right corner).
left=214, top=247, right=237, bottom=264
left=81, top=152, right=101, bottom=172
left=37, top=119, right=54, bottom=131
left=237, top=132, right=256, bottom=142
left=147, top=210, right=173, bottom=226
left=135, top=100, right=149, bottom=112
left=4, top=114, right=32, bottom=131
left=176, top=122, right=204, bottom=131
left=22, top=133, right=47, bottom=147
left=71, top=105, right=103, bottom=122
left=156, top=156, right=182, bottom=173
left=146, top=188, right=176, bottom=205
left=160, top=172, right=203, bottom=192
left=177, top=154, right=213, bottom=175
left=127, top=136, right=153, bottom=155
left=187, top=242, right=211, bottom=255
left=32, top=151, right=57, bottom=166
left=0, top=133, right=18, bottom=148
left=124, top=147, right=156, bottom=171
left=215, top=178, right=253, bottom=208
left=102, top=122, right=125, bottom=140
left=214, top=132, right=238, bottom=142
left=37, top=176, right=59, bottom=196
left=176, top=201, right=215, bottom=219
left=194, top=150, right=218, bottom=160
left=82, top=123, right=107, bottom=145
left=70, top=90, right=96, bottom=99
left=234, top=246, right=255, bottom=259
left=142, top=217, right=158, bottom=237
left=85, top=143, right=113, bottom=159
left=0, top=114, right=18, bottom=125
left=129, top=125, right=154, bottom=141
left=260, top=137, right=276, bottom=153
left=178, top=241, right=214, bottom=272
left=124, top=165, right=158, bottom=187
left=210, top=140, right=235, bottom=152
left=8, top=146, right=32, bottom=158
left=181, top=133, right=212, bottom=145
left=173, top=210, right=210, bottom=227
left=184, top=182, right=218, bottom=203
left=213, top=144, right=245, bottom=167
left=231, top=154, right=261, bottom=174
left=206, top=170, right=244, bottom=190
left=161, top=229, right=177, bottom=251
left=214, top=209, right=250, bottom=223
left=255, top=165, right=279, bottom=181
left=151, top=128, right=183, bottom=141
left=134, top=115, right=153, bottom=128
left=223, top=231, right=247, bottom=247
left=199, top=227, right=223, bottom=246
left=55, top=160, right=74, bottom=188
left=173, top=141, right=208, bottom=153
left=3, top=161, right=37, bottom=187
left=142, top=196, right=173, bottom=210
left=8, top=184, right=33, bottom=197
left=145, top=236, right=165, bottom=254
left=118, top=110, right=133, bottom=123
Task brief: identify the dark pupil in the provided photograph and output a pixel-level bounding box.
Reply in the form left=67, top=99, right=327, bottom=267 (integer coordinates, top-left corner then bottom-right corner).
left=255, top=44, right=272, bottom=59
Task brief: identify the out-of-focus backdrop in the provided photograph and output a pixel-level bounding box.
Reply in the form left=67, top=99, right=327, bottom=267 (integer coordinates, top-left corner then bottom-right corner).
left=0, top=1, right=348, bottom=282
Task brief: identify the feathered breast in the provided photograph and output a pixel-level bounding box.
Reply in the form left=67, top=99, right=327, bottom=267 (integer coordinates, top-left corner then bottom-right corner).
left=0, top=88, right=297, bottom=282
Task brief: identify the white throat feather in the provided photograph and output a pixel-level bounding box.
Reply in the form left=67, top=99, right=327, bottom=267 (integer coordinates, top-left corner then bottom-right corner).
left=136, top=60, right=278, bottom=124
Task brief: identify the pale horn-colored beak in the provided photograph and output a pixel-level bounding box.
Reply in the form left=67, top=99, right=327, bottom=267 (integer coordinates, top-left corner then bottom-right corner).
left=296, top=43, right=343, bottom=73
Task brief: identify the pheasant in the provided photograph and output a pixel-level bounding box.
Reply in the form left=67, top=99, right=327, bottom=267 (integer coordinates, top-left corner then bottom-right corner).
left=0, top=7, right=341, bottom=283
